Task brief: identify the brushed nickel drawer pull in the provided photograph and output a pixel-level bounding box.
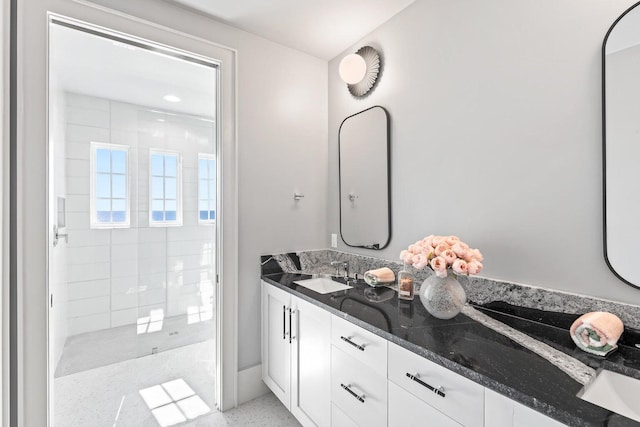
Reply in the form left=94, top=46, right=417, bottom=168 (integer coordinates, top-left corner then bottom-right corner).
left=288, top=308, right=295, bottom=343
left=340, top=335, right=365, bottom=351
left=406, top=373, right=446, bottom=398
left=340, top=383, right=365, bottom=403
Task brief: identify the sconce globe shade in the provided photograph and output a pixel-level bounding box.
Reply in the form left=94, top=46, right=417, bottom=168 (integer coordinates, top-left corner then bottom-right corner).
left=339, top=53, right=367, bottom=85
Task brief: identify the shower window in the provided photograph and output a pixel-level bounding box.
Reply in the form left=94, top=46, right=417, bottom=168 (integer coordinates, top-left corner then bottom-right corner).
left=150, top=150, right=182, bottom=226
left=198, top=154, right=216, bottom=223
left=90, top=142, right=130, bottom=228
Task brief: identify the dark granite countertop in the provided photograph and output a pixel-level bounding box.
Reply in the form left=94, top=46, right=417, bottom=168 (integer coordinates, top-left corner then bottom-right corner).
left=261, top=271, right=640, bottom=427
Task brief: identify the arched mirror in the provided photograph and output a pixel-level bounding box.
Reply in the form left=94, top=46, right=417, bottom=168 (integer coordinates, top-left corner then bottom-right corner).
left=604, top=1, right=640, bottom=289
left=339, top=106, right=390, bottom=249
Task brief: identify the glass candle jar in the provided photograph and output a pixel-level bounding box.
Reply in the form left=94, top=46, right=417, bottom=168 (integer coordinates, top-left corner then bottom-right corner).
left=397, top=264, right=415, bottom=300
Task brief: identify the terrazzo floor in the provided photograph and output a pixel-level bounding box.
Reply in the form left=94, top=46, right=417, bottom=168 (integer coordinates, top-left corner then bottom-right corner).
left=54, top=339, right=299, bottom=426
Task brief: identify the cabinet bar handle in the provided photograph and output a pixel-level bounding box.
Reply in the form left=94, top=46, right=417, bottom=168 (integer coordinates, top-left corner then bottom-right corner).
left=340, top=336, right=365, bottom=351
left=289, top=307, right=295, bottom=343
left=282, top=305, right=287, bottom=340
left=340, top=383, right=365, bottom=403
left=406, top=373, right=446, bottom=398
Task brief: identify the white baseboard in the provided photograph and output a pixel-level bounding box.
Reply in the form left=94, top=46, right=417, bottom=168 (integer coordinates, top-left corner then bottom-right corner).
left=237, top=364, right=270, bottom=405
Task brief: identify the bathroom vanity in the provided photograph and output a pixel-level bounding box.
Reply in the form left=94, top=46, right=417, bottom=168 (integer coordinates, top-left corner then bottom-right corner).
left=261, top=264, right=640, bottom=427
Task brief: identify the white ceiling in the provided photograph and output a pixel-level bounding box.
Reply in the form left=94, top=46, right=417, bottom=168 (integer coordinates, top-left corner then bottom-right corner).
left=50, top=23, right=216, bottom=118
left=49, top=2, right=415, bottom=115
left=170, top=0, right=416, bottom=60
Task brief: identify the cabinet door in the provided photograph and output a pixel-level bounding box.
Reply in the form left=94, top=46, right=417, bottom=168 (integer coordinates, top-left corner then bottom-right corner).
left=261, top=282, right=291, bottom=409
left=485, top=388, right=567, bottom=427
left=291, top=297, right=332, bottom=427
left=388, top=381, right=462, bottom=427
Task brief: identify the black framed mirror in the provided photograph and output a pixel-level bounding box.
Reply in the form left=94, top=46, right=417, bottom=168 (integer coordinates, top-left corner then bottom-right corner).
left=338, top=106, right=390, bottom=249
left=603, top=1, right=640, bottom=289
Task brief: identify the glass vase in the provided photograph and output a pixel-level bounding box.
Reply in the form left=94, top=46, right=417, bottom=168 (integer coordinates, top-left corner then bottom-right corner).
left=419, top=273, right=467, bottom=319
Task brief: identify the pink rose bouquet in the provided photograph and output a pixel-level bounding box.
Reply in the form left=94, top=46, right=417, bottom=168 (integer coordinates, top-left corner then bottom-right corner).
left=400, top=235, right=483, bottom=278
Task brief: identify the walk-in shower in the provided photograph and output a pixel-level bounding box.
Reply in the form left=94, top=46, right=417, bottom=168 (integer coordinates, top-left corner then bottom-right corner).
left=48, top=19, right=218, bottom=426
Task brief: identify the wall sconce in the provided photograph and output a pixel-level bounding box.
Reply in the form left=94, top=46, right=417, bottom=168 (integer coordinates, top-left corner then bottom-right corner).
left=338, top=46, right=381, bottom=97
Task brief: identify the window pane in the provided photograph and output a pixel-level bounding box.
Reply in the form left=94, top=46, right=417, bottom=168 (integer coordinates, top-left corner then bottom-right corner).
left=97, top=211, right=110, bottom=222
left=208, top=159, right=215, bottom=178
left=209, top=210, right=216, bottom=220
left=112, top=199, right=126, bottom=213
left=96, top=149, right=111, bottom=173
left=151, top=154, right=164, bottom=176
left=208, top=179, right=215, bottom=200
left=165, top=200, right=176, bottom=212
left=165, top=199, right=177, bottom=221
left=92, top=145, right=130, bottom=227
left=96, top=199, right=111, bottom=222
left=112, top=150, right=126, bottom=174
left=152, top=177, right=164, bottom=199
left=112, top=175, right=126, bottom=199
left=96, top=173, right=111, bottom=198
left=164, top=178, right=176, bottom=199
left=198, top=159, right=208, bottom=179
left=200, top=210, right=208, bottom=220
left=151, top=200, right=164, bottom=221
left=165, top=156, right=177, bottom=177
left=112, top=211, right=126, bottom=222
left=199, top=181, right=208, bottom=200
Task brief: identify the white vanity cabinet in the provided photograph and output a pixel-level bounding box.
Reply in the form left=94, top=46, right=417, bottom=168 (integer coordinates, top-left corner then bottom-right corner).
left=485, top=388, right=567, bottom=427
left=261, top=281, right=570, bottom=427
left=261, top=281, right=332, bottom=427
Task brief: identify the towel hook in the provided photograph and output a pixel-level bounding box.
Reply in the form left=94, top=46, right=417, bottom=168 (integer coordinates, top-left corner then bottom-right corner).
left=348, top=193, right=358, bottom=202
left=293, top=192, right=305, bottom=201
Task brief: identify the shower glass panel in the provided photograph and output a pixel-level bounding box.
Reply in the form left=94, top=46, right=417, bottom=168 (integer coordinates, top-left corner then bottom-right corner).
left=49, top=20, right=218, bottom=426
left=132, top=108, right=216, bottom=359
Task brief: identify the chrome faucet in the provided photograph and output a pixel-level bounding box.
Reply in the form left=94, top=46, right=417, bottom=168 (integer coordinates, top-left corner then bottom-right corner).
left=330, top=261, right=350, bottom=280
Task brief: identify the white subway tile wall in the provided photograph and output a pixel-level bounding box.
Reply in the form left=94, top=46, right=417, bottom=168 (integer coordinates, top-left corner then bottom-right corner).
left=64, top=93, right=216, bottom=336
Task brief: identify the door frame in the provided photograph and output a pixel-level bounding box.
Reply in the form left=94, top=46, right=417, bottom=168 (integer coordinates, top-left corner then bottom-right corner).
left=12, top=1, right=238, bottom=425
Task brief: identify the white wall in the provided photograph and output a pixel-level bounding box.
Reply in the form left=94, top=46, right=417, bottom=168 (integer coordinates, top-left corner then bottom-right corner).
left=83, top=0, right=329, bottom=370
left=328, top=0, right=640, bottom=306
left=62, top=93, right=215, bottom=336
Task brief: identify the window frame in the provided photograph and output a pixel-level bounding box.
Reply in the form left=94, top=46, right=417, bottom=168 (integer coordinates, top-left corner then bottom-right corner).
left=89, top=141, right=131, bottom=229
left=197, top=153, right=216, bottom=225
left=149, top=149, right=183, bottom=227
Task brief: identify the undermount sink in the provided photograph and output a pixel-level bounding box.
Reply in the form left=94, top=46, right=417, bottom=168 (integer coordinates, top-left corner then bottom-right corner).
left=293, top=277, right=352, bottom=295
left=578, top=369, right=640, bottom=422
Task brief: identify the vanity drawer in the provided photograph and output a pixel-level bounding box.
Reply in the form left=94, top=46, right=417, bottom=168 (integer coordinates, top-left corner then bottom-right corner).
left=388, top=381, right=462, bottom=427
left=331, top=346, right=387, bottom=427
left=388, top=342, right=484, bottom=427
left=331, top=403, right=359, bottom=427
left=332, top=315, right=387, bottom=371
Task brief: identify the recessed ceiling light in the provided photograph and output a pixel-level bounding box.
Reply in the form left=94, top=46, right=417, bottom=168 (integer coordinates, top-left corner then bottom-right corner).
left=163, top=95, right=181, bottom=103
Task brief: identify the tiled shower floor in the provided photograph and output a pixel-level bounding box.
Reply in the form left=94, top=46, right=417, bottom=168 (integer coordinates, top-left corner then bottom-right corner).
left=56, top=314, right=215, bottom=377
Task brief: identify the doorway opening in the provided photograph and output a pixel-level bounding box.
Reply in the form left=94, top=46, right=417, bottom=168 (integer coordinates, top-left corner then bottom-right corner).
left=48, top=18, right=219, bottom=426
